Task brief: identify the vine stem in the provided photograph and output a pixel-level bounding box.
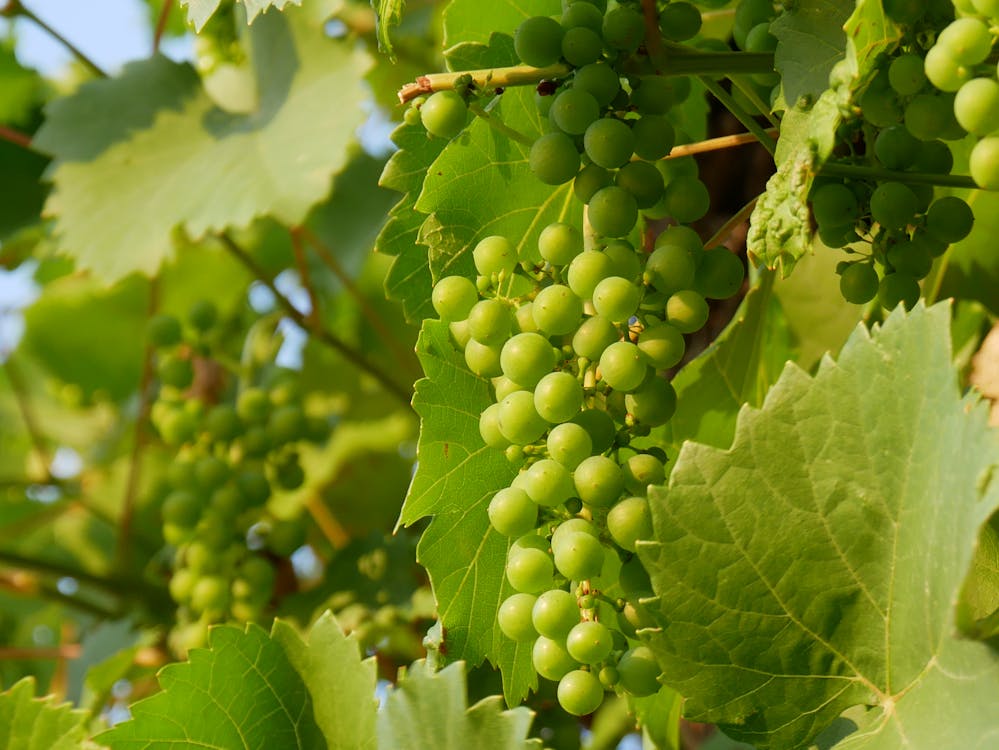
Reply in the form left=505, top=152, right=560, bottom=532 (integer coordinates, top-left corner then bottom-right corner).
left=0, top=125, right=33, bottom=150
left=12, top=3, right=108, bottom=78
left=3, top=357, right=51, bottom=479
left=696, top=75, right=777, bottom=158
left=289, top=229, right=322, bottom=328
left=398, top=63, right=571, bottom=104
left=640, top=0, right=665, bottom=61
left=152, top=0, right=174, bottom=53
left=218, top=232, right=412, bottom=405
left=0, top=645, right=81, bottom=660
left=818, top=162, right=980, bottom=189
left=705, top=196, right=760, bottom=248
left=0, top=549, right=156, bottom=602
left=665, top=128, right=778, bottom=159
left=467, top=101, right=535, bottom=146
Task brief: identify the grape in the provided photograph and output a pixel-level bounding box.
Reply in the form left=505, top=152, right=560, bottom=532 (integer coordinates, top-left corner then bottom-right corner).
left=190, top=575, right=230, bottom=615
left=547, top=422, right=594, bottom=469
left=666, top=290, right=709, bottom=334
left=506, top=545, right=554, bottom=593
left=599, top=341, right=649, bottom=392
left=558, top=670, right=604, bottom=716
left=534, top=371, right=584, bottom=424
left=696, top=247, right=745, bottom=299
left=163, top=490, right=201, bottom=527
left=732, top=0, right=774, bottom=49
left=572, top=315, right=619, bottom=361
left=188, top=300, right=218, bottom=332
left=524, top=458, right=577, bottom=507
left=589, top=186, right=639, bottom=238
left=568, top=250, right=615, bottom=300
left=874, top=125, right=919, bottom=170
left=810, top=183, right=859, bottom=228
left=602, top=5, right=645, bottom=52
left=539, top=222, right=582, bottom=266
left=195, top=456, right=230, bottom=491
left=572, top=62, right=621, bottom=107
left=158, top=354, right=194, bottom=389
left=562, top=26, right=603, bottom=67
left=615, top=161, right=665, bottom=209
left=474, top=235, right=518, bottom=276
left=205, top=404, right=241, bottom=442
left=574, top=164, right=613, bottom=203
left=566, top=620, right=614, bottom=663
left=237, top=387, right=270, bottom=424
left=592, top=276, right=642, bottom=323
left=645, top=243, right=695, bottom=295
left=534, top=636, right=580, bottom=680
left=432, top=275, right=478, bottom=321
left=468, top=299, right=513, bottom=346
left=878, top=272, right=920, bottom=310
left=237, top=470, right=270, bottom=506
left=887, top=238, right=933, bottom=279
left=514, top=304, right=538, bottom=334
left=269, top=404, right=306, bottom=444
left=501, top=332, right=557, bottom=388
left=911, top=140, right=953, bottom=174
left=530, top=132, right=582, bottom=185
left=551, top=517, right=599, bottom=548
left=883, top=0, right=925, bottom=23
left=550, top=88, right=600, bottom=135
left=971, top=136, right=999, bottom=190
left=514, top=16, right=564, bottom=67
left=923, top=45, right=971, bottom=93
left=573, top=455, right=625, bottom=507
left=625, top=378, right=677, bottom=426
left=662, top=175, right=710, bottom=223
left=571, top=409, right=617, bottom=453
left=533, top=589, right=580, bottom=638
left=498, top=593, right=539, bottom=641
left=603, top=241, right=642, bottom=282
left=954, top=78, right=999, bottom=136
left=870, top=182, right=918, bottom=231
left=616, top=646, right=661, bottom=696
left=925, top=196, right=973, bottom=243
left=622, top=453, right=666, bottom=495
left=169, top=568, right=196, bottom=602
left=583, top=118, right=634, bottom=170
left=659, top=2, right=702, bottom=42
left=552, top=530, right=605, bottom=579
left=420, top=91, right=468, bottom=139
left=859, top=84, right=902, bottom=127
left=498, top=390, right=549, bottom=444
left=463, top=339, right=502, bottom=377
left=210, top=485, right=245, bottom=517
left=839, top=263, right=879, bottom=305
left=533, top=285, right=584, bottom=335
left=607, top=496, right=653, bottom=551
left=937, top=18, right=992, bottom=65
left=630, top=76, right=689, bottom=115
left=480, top=402, right=509, bottom=448
left=148, top=314, right=182, bottom=347
left=888, top=54, right=927, bottom=96
left=630, top=118, right=674, bottom=164
left=561, top=2, right=603, bottom=31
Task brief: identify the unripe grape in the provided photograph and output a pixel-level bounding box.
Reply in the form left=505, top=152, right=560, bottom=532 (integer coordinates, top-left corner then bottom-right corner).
left=615, top=161, right=665, bottom=209
left=550, top=88, right=600, bottom=135
left=870, top=182, right=918, bottom=231
left=592, top=276, right=642, bottom=323
left=552, top=530, right=605, bottom=579
left=696, top=247, right=746, bottom=299
left=971, top=136, right=999, bottom=190
left=645, top=243, right=695, bottom=295
left=878, top=272, right=920, bottom=310
left=158, top=354, right=193, bottom=389
left=888, top=54, right=926, bottom=96
left=622, top=453, right=666, bottom=495
left=589, top=186, right=639, bottom=237
left=630, top=76, right=688, bottom=115
left=562, top=2, right=603, bottom=31
left=937, top=18, right=992, bottom=65
left=269, top=404, right=306, bottom=444
left=432, top=276, right=478, bottom=321
left=666, top=290, right=709, bottom=334
left=574, top=163, right=613, bottom=203
left=599, top=341, right=649, bottom=392
left=237, top=387, right=271, bottom=424
left=562, top=26, right=603, bottom=67
left=506, top=544, right=554, bottom=593
left=625, top=377, right=677, bottom=426
left=566, top=620, right=614, bottom=664
left=539, top=222, right=582, bottom=266
left=195, top=456, right=230, bottom=491
left=420, top=90, right=468, bottom=139
left=573, top=455, right=624, bottom=507
left=839, top=263, right=879, bottom=305
left=514, top=303, right=538, bottom=334
left=498, top=593, right=539, bottom=641
left=923, top=45, right=971, bottom=93
left=874, top=125, right=919, bottom=170
left=607, top=496, right=653, bottom=551
left=188, top=300, right=218, bottom=332
left=859, top=84, right=902, bottom=127
left=480, top=402, right=509, bottom=448
left=620, top=555, right=653, bottom=598
left=603, top=241, right=642, bottom=282
left=558, top=669, right=604, bottom=715
left=602, top=5, right=645, bottom=52
left=473, top=235, right=518, bottom=276
left=534, top=636, right=580, bottom=681
left=583, top=118, right=634, bottom=170
left=533, top=285, right=584, bottom=335
left=955, top=78, right=999, bottom=136
left=162, top=490, right=201, bottom=527
left=662, top=175, right=709, bottom=223
left=547, top=422, right=594, bottom=469
left=530, top=132, right=582, bottom=185
left=514, top=16, right=564, bottom=67
left=551, top=517, right=598, bottom=549
left=925, top=196, right=974, bottom=243
left=523, top=457, right=576, bottom=506
left=655, top=224, right=703, bottom=254
left=534, top=371, right=584, bottom=424
left=904, top=94, right=956, bottom=142
left=572, top=315, right=619, bottom=361
left=168, top=567, right=196, bottom=602
left=464, top=339, right=503, bottom=377
left=468, top=299, right=514, bottom=346
left=492, top=376, right=524, bottom=402
left=810, top=183, right=858, bottom=228
left=571, top=409, right=617, bottom=453
left=632, top=115, right=676, bottom=161
left=501, top=332, right=557, bottom=387
left=658, top=2, right=702, bottom=42
left=498, top=390, right=548, bottom=445
left=148, top=314, right=182, bottom=347
left=568, top=250, right=615, bottom=300
left=886, top=239, right=932, bottom=279
left=533, top=589, right=580, bottom=639
left=210, top=484, right=245, bottom=517
left=617, top=646, right=661, bottom=696
left=236, top=470, right=270, bottom=507
left=190, top=575, right=230, bottom=615
left=573, top=63, right=621, bottom=107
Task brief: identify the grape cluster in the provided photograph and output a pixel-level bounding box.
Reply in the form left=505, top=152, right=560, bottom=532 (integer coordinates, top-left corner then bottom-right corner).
left=147, top=301, right=323, bottom=652
left=432, top=219, right=744, bottom=714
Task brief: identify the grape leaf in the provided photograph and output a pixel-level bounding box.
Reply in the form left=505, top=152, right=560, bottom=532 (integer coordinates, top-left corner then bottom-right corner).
left=442, top=0, right=560, bottom=49
left=0, top=677, right=93, bottom=750
left=0, top=41, right=44, bottom=127
left=37, top=7, right=368, bottom=282
left=180, top=0, right=302, bottom=30
left=771, top=0, right=851, bottom=107
left=399, top=320, right=537, bottom=706
left=0, top=142, right=48, bottom=243
left=377, top=660, right=541, bottom=750
left=370, top=0, right=406, bottom=57
left=639, top=303, right=999, bottom=749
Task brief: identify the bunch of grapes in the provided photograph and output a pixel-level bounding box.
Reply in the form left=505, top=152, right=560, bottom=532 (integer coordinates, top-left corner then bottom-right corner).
left=431, top=213, right=744, bottom=714
left=147, top=301, right=324, bottom=651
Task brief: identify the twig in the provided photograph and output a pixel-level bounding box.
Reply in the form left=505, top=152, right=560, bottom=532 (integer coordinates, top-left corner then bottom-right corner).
left=14, top=4, right=108, bottom=78
left=665, top=129, right=778, bottom=159
left=0, top=125, right=33, bottom=150
left=289, top=229, right=322, bottom=327
left=819, top=162, right=979, bottom=189
left=0, top=549, right=152, bottom=600
left=0, top=645, right=82, bottom=660
left=705, top=196, right=760, bottom=248
left=153, top=0, right=174, bottom=53
left=218, top=232, right=412, bottom=404
left=640, top=0, right=664, bottom=61
left=3, top=357, right=51, bottom=478
left=305, top=493, right=351, bottom=550
left=398, top=63, right=571, bottom=104
left=697, top=75, right=777, bottom=158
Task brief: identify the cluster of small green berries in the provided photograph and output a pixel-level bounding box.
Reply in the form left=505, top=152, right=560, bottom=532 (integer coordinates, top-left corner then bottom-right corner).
left=431, top=219, right=744, bottom=715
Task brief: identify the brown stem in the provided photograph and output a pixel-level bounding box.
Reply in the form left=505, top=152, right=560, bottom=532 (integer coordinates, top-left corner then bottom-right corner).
left=0, top=644, right=82, bottom=660
left=398, top=63, right=571, bottom=104
left=3, top=357, right=51, bottom=479
left=306, top=493, right=351, bottom=550
left=289, top=228, right=322, bottom=327
left=15, top=5, right=107, bottom=78
left=640, top=0, right=664, bottom=61
left=665, top=129, right=779, bottom=159
left=153, top=0, right=174, bottom=53
left=218, top=232, right=412, bottom=405
left=0, top=125, right=33, bottom=150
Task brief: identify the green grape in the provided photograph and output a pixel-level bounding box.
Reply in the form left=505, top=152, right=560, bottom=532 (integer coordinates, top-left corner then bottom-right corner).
left=615, top=161, right=665, bottom=209
left=468, top=299, right=514, bottom=345
left=188, top=300, right=218, bottom=332
left=534, top=636, right=580, bottom=681
left=465, top=340, right=503, bottom=377
left=870, top=182, right=918, bottom=230
left=592, top=276, right=642, bottom=323
left=874, top=125, right=919, bottom=170
left=420, top=90, right=468, bottom=139
left=602, top=5, right=645, bottom=52
left=533, top=285, right=584, bottom=335
left=195, top=456, right=230, bottom=491
left=973, top=0, right=999, bottom=12
left=514, top=303, right=538, bottom=334
left=573, top=455, right=624, bottom=507
left=839, top=263, right=879, bottom=305
left=622, top=453, right=666, bottom=495
left=501, top=332, right=557, bottom=387
left=507, top=545, right=554, bottom=593
left=887, top=238, right=933, bottom=279
left=603, top=241, right=642, bottom=282
left=659, top=2, right=702, bottom=42
left=558, top=670, right=604, bottom=716
left=534, top=371, right=584, bottom=424
left=523, top=457, right=576, bottom=506
left=183, top=540, right=217, bottom=572
left=514, top=15, right=564, bottom=67
left=539, top=222, right=583, bottom=266
left=817, top=222, right=859, bottom=249
left=480, top=402, right=509, bottom=448
left=498, top=593, right=539, bottom=641
left=547, top=422, right=594, bottom=469
left=911, top=140, right=953, bottom=174
left=888, top=54, right=927, bottom=96
left=571, top=409, right=617, bottom=453
left=190, top=575, right=230, bottom=615
left=599, top=340, right=649, bottom=392
left=574, top=163, right=614, bottom=203
left=268, top=517, right=307, bottom=556
left=572, top=62, right=621, bottom=107
left=551, top=517, right=599, bottom=548
left=599, top=666, right=620, bottom=688
left=209, top=484, right=245, bottom=517
left=632, top=115, right=675, bottom=161
left=204, top=404, right=241, bottom=442
left=533, top=589, right=580, bottom=639
left=572, top=315, right=619, bottom=361
left=878, top=272, right=920, bottom=310
left=744, top=22, right=777, bottom=53
left=568, top=250, right=615, bottom=300
left=236, top=469, right=270, bottom=507
left=241, top=424, right=271, bottom=455
left=588, top=186, right=638, bottom=238
left=562, top=1, right=603, bottom=31
left=925, top=196, right=974, bottom=243
left=732, top=0, right=774, bottom=49
left=645, top=243, right=695, bottom=295
left=630, top=76, right=688, bottom=115
left=909, top=228, right=948, bottom=259
left=666, top=290, right=709, bottom=333
left=305, top=415, right=331, bottom=444
left=662, top=175, right=710, bottom=223
left=155, top=403, right=199, bottom=446
left=148, top=314, right=182, bottom=347
left=552, top=530, right=605, bottom=579
left=620, top=555, right=653, bottom=598
left=883, top=0, right=925, bottom=24
left=269, top=404, right=306, bottom=444
left=617, top=646, right=661, bottom=696
left=696, top=246, right=745, bottom=299
left=937, top=18, right=992, bottom=65
left=810, top=183, right=859, bottom=228
left=625, top=378, right=677, bottom=426
left=607, top=496, right=653, bottom=552
left=235, top=556, right=275, bottom=597
left=474, top=235, right=518, bottom=276
left=904, top=93, right=954, bottom=141
left=954, top=78, right=999, bottom=136
left=566, top=620, right=614, bottom=664
left=923, top=45, right=971, bottom=93
left=237, top=387, right=271, bottom=424
left=583, top=118, right=635, bottom=170
left=162, top=490, right=201, bottom=527
left=859, top=84, right=902, bottom=127
left=168, top=568, right=196, bottom=602
left=970, top=136, right=999, bottom=190
left=489, top=487, right=538, bottom=536
left=530, top=132, right=582, bottom=185
left=550, top=88, right=600, bottom=135
left=274, top=457, right=305, bottom=490
left=498, top=390, right=549, bottom=445
left=561, top=26, right=603, bottom=67
left=432, top=275, right=478, bottom=321
left=158, top=354, right=194, bottom=389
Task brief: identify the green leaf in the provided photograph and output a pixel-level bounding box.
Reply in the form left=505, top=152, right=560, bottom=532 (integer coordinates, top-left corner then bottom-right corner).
left=180, top=0, right=303, bottom=30
left=630, top=686, right=683, bottom=750
left=0, top=677, right=93, bottom=750
left=771, top=0, right=851, bottom=107
left=400, top=320, right=536, bottom=706
left=0, top=41, right=44, bottom=127
left=377, top=660, right=541, bottom=750
left=37, top=7, right=368, bottom=282
left=639, top=303, right=999, bottom=748
left=371, top=0, right=406, bottom=56
left=957, top=514, right=999, bottom=641
left=0, top=142, right=49, bottom=242
left=442, top=0, right=560, bottom=49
